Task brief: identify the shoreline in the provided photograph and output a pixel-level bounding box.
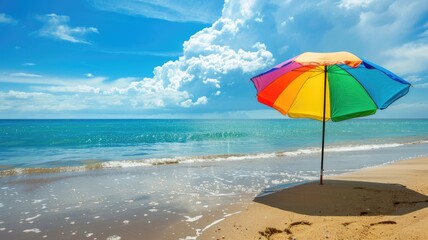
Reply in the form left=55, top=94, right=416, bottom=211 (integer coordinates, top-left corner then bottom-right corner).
left=1, top=139, right=427, bottom=177
left=200, top=156, right=428, bottom=240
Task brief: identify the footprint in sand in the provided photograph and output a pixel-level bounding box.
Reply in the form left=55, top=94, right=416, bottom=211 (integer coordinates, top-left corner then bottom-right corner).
left=369, top=220, right=397, bottom=226
left=258, top=221, right=312, bottom=240
left=342, top=222, right=354, bottom=227
left=289, top=221, right=312, bottom=228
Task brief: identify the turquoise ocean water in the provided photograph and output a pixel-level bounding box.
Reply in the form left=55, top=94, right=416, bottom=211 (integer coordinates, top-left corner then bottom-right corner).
left=0, top=119, right=428, bottom=173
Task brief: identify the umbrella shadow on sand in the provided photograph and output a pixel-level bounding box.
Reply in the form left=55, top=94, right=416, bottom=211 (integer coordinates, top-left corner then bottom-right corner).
left=254, top=180, right=428, bottom=216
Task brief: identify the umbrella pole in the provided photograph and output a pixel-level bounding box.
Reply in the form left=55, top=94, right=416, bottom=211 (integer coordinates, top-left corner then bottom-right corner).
left=320, top=66, right=327, bottom=185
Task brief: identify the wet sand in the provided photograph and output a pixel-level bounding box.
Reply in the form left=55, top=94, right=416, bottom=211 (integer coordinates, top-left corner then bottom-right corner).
left=0, top=163, right=259, bottom=240
left=201, top=157, right=428, bottom=240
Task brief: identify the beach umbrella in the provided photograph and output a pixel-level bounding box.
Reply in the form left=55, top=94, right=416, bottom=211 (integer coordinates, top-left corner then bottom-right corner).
left=251, top=51, right=411, bottom=185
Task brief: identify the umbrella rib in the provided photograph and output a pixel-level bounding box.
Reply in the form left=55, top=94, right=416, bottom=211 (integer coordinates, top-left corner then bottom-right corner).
left=292, top=68, right=352, bottom=75
left=291, top=69, right=324, bottom=73
left=306, top=71, right=324, bottom=79
left=327, top=72, right=352, bottom=76
left=291, top=66, right=325, bottom=77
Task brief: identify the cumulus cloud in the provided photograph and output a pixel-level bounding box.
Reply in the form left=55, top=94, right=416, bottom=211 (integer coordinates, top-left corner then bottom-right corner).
left=180, top=96, right=208, bottom=107
left=94, top=0, right=274, bottom=110
left=203, top=78, right=221, bottom=88
left=37, top=13, right=98, bottom=44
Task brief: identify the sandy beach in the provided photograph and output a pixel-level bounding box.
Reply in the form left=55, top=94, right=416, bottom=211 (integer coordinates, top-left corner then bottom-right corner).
left=200, top=157, right=428, bottom=240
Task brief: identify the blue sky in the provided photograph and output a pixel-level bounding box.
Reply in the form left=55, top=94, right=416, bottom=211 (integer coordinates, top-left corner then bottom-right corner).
left=1, top=0, right=427, bottom=119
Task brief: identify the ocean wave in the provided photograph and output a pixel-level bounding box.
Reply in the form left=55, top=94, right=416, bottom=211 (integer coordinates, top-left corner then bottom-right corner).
left=326, top=143, right=404, bottom=152
left=275, top=143, right=405, bottom=156
left=1, top=140, right=426, bottom=177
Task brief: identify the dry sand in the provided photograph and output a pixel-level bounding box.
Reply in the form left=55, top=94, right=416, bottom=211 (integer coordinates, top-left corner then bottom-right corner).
left=200, top=157, right=428, bottom=240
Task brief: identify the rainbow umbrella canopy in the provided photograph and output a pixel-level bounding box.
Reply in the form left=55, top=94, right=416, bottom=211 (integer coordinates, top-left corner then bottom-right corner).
left=251, top=51, right=411, bottom=184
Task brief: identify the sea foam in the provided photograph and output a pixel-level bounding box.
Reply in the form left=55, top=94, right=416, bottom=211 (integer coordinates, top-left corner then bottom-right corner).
left=0, top=140, right=425, bottom=177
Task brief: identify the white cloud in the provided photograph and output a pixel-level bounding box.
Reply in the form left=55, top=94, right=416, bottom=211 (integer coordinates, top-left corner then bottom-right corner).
left=414, top=82, right=428, bottom=88
left=195, top=96, right=208, bottom=105
left=0, top=88, right=131, bottom=112
left=0, top=13, right=16, bottom=23
left=37, top=13, right=98, bottom=44
left=350, top=1, right=428, bottom=58
left=338, top=0, right=373, bottom=9
left=4, top=90, right=48, bottom=99
left=23, top=63, right=36, bottom=66
left=41, top=85, right=101, bottom=94
left=31, top=77, right=112, bottom=94
left=10, top=72, right=43, bottom=78
left=86, top=73, right=94, bottom=77
left=383, top=42, right=428, bottom=75
left=280, top=16, right=295, bottom=27
left=89, top=0, right=223, bottom=23
left=420, top=22, right=428, bottom=37
left=98, top=0, right=274, bottom=110
left=180, top=96, right=208, bottom=107
left=185, top=42, right=272, bottom=74
left=203, top=78, right=221, bottom=88
left=405, top=75, right=424, bottom=83
left=1, top=73, right=108, bottom=86
left=0, top=91, right=87, bottom=111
